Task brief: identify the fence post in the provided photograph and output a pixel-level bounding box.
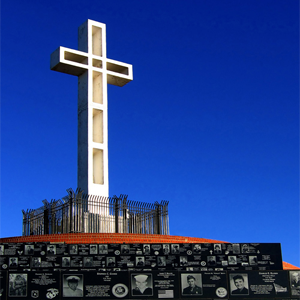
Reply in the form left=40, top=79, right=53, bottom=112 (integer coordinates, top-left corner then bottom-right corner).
left=68, top=191, right=73, bottom=233
left=114, top=197, right=119, bottom=233
left=155, top=203, right=161, bottom=235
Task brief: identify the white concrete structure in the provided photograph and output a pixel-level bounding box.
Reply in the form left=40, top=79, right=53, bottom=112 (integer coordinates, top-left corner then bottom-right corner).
left=51, top=20, right=133, bottom=197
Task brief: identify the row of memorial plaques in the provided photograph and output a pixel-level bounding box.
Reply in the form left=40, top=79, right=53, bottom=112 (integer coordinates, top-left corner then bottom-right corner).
left=0, top=270, right=299, bottom=299
left=0, top=243, right=283, bottom=271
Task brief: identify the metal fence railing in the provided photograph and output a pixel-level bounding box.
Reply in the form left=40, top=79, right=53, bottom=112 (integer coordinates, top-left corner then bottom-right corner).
left=22, top=189, right=169, bottom=236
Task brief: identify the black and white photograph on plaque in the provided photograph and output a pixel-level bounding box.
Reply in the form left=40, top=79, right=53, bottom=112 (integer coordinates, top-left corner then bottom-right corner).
left=47, top=245, right=56, bottom=255
left=99, top=244, right=108, bottom=254
left=69, top=245, right=78, bottom=255
left=290, top=271, right=300, bottom=295
left=180, top=256, right=188, bottom=266
left=214, top=244, right=222, bottom=254
left=229, top=273, right=249, bottom=295
left=207, top=256, right=216, bottom=266
left=143, top=244, right=150, bottom=255
left=163, top=244, right=170, bottom=255
left=181, top=274, right=203, bottom=295
left=0, top=245, right=4, bottom=255
left=249, top=255, right=258, bottom=265
left=31, top=257, right=41, bottom=268
left=228, top=256, right=237, bottom=265
left=136, top=257, right=145, bottom=267
left=121, top=245, right=130, bottom=254
left=89, top=244, right=98, bottom=254
left=131, top=274, right=153, bottom=296
left=232, top=244, right=240, bottom=254
left=157, top=256, right=166, bottom=267
left=107, top=257, right=116, bottom=267
left=63, top=274, right=83, bottom=297
left=9, top=257, right=18, bottom=267
left=171, top=244, right=180, bottom=254
left=241, top=244, right=249, bottom=253
left=9, top=273, right=27, bottom=297
left=83, top=257, right=94, bottom=267
left=193, top=244, right=201, bottom=254
left=25, top=244, right=34, bottom=255
left=62, top=257, right=71, bottom=267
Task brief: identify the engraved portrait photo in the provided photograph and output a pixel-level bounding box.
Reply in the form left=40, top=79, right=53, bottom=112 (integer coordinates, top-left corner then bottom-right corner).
left=9, top=257, right=18, bottom=267
left=171, top=244, right=180, bottom=254
left=24, top=244, right=34, bottom=255
left=69, top=245, right=78, bottom=255
left=0, top=245, right=4, bottom=255
left=229, top=274, right=249, bottom=295
left=131, top=274, right=153, bottom=296
left=107, top=257, right=116, bottom=267
left=249, top=255, right=257, bottom=265
left=83, top=256, right=94, bottom=267
left=228, top=256, right=237, bottom=265
left=136, top=256, right=145, bottom=267
left=62, top=257, right=71, bottom=267
left=207, top=255, right=216, bottom=266
left=63, top=274, right=83, bottom=297
left=163, top=244, right=170, bottom=255
left=181, top=274, right=203, bottom=295
left=31, top=257, right=41, bottom=268
left=121, top=244, right=130, bottom=254
left=180, top=256, right=188, bottom=266
left=47, top=244, right=56, bottom=255
left=90, top=244, right=98, bottom=254
left=157, top=256, right=166, bottom=266
left=214, top=244, right=222, bottom=254
left=99, top=244, right=108, bottom=254
left=143, top=244, right=150, bottom=255
left=290, top=271, right=300, bottom=295
left=193, top=244, right=201, bottom=254
left=9, top=273, right=27, bottom=297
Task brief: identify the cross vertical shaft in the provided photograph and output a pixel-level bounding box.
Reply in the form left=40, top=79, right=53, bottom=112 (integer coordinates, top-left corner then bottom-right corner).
left=50, top=20, right=133, bottom=198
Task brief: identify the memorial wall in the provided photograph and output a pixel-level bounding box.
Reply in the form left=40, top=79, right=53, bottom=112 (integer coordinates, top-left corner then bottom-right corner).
left=0, top=242, right=299, bottom=299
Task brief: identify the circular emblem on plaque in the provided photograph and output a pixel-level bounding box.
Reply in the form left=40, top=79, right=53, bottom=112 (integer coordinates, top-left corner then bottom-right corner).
left=216, top=287, right=227, bottom=298
left=201, top=261, right=206, bottom=266
left=31, top=290, right=39, bottom=298
left=187, top=250, right=192, bottom=255
left=112, top=284, right=128, bottom=298
left=115, top=250, right=120, bottom=255
left=154, top=251, right=159, bottom=255
left=2, top=264, right=7, bottom=269
left=41, top=251, right=46, bottom=255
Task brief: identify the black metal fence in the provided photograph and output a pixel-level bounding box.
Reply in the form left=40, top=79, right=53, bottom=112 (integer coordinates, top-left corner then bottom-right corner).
left=22, top=189, right=169, bottom=236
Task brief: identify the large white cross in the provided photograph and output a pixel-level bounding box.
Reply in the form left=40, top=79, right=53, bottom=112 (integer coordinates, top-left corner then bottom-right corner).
left=50, top=20, right=133, bottom=197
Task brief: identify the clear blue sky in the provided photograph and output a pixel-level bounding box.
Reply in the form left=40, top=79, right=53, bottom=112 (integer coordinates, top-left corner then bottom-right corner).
left=1, top=0, right=299, bottom=267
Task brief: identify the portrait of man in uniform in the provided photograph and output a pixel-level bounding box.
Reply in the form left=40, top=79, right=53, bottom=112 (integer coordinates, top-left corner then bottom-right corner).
left=99, top=244, right=108, bottom=254
left=181, top=274, right=202, bottom=295
left=69, top=245, right=78, bottom=255
left=90, top=245, right=98, bottom=254
left=47, top=245, right=56, bottom=255
left=136, top=257, right=145, bottom=267
left=131, top=274, right=153, bottom=296
left=63, top=275, right=83, bottom=297
left=107, top=257, right=116, bottom=267
left=290, top=271, right=300, bottom=295
left=62, top=257, right=71, bottom=267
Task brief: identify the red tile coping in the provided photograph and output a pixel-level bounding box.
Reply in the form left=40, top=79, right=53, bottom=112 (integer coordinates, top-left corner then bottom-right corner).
left=0, top=233, right=298, bottom=270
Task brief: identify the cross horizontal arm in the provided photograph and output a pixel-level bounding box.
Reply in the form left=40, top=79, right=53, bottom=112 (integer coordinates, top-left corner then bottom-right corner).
left=51, top=47, right=133, bottom=87
left=50, top=47, right=89, bottom=76
left=106, top=58, right=133, bottom=87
